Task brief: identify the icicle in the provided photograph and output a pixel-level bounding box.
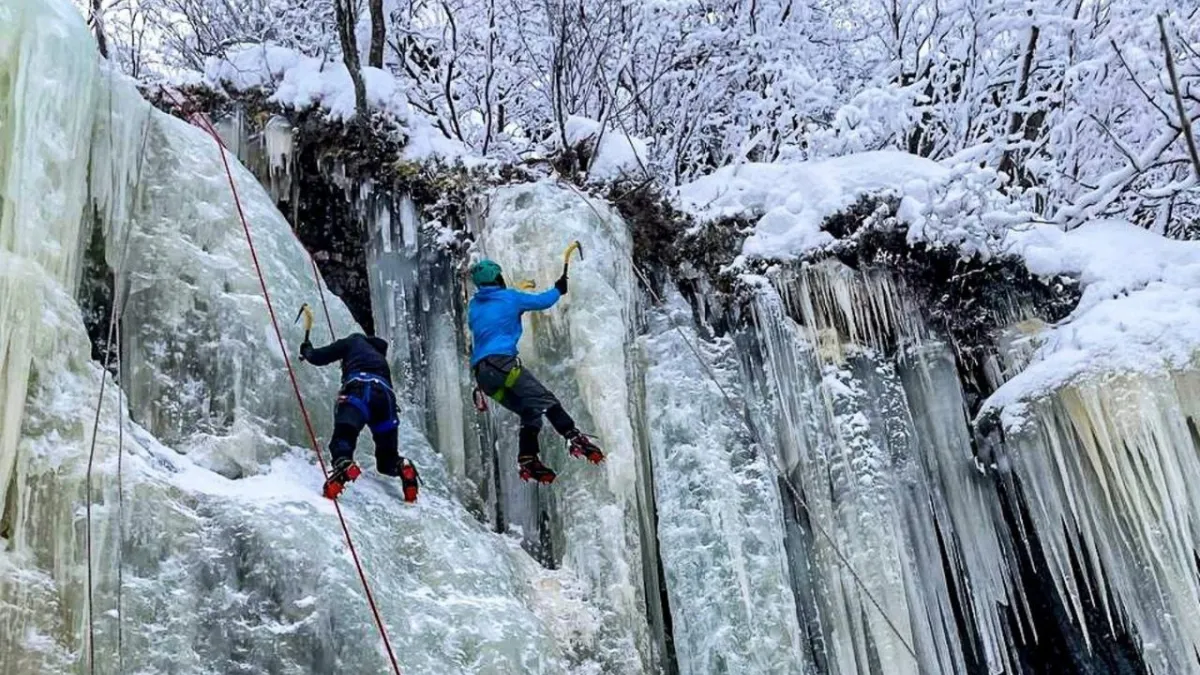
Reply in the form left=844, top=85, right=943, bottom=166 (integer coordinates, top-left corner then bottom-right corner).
left=771, top=260, right=924, bottom=361
left=1004, top=372, right=1200, bottom=674
left=262, top=115, right=294, bottom=201
left=747, top=282, right=1038, bottom=674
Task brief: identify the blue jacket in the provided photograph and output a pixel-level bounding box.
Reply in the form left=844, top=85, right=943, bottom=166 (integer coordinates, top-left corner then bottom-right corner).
left=468, top=286, right=562, bottom=366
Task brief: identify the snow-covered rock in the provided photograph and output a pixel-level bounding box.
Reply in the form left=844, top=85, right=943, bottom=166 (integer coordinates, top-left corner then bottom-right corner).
left=678, top=151, right=948, bottom=258
left=565, top=115, right=651, bottom=182
left=203, top=44, right=470, bottom=162
left=986, top=220, right=1200, bottom=429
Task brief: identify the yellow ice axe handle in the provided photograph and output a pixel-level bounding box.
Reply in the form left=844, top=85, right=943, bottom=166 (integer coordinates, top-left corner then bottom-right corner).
left=294, top=303, right=314, bottom=341
left=562, top=240, right=582, bottom=276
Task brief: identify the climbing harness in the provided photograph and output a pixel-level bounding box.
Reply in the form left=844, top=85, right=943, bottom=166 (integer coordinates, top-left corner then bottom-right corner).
left=471, top=360, right=521, bottom=412
left=340, top=372, right=400, bottom=434
left=161, top=87, right=404, bottom=675
left=557, top=179, right=922, bottom=664
left=484, top=361, right=524, bottom=404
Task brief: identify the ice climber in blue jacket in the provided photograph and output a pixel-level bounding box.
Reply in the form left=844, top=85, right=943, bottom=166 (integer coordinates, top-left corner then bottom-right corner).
left=468, top=259, right=605, bottom=483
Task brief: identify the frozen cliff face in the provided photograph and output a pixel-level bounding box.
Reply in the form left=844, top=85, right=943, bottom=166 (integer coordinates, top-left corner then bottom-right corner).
left=0, top=2, right=631, bottom=673
left=470, top=182, right=658, bottom=673
left=642, top=290, right=804, bottom=674
left=997, top=373, right=1200, bottom=674
left=7, top=0, right=1200, bottom=673
left=741, top=255, right=1199, bottom=674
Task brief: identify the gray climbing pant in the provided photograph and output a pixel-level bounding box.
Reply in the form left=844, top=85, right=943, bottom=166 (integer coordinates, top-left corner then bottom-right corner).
left=473, top=355, right=575, bottom=435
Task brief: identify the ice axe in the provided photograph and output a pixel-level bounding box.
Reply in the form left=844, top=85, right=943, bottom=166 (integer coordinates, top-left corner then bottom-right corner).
left=512, top=242, right=582, bottom=290
left=562, top=240, right=583, bottom=279
left=294, top=303, right=314, bottom=343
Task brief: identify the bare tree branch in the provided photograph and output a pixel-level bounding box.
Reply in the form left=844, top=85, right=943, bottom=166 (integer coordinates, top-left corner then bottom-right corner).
left=1159, top=14, right=1200, bottom=179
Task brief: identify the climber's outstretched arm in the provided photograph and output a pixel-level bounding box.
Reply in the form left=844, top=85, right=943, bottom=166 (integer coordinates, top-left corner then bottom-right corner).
left=510, top=287, right=561, bottom=312
left=301, top=337, right=349, bottom=366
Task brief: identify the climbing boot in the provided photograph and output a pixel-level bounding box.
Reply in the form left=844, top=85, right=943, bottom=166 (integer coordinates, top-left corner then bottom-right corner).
left=518, top=455, right=557, bottom=484
left=566, top=431, right=605, bottom=464
left=378, top=457, right=421, bottom=503
left=323, top=457, right=362, bottom=499
left=398, top=458, right=420, bottom=503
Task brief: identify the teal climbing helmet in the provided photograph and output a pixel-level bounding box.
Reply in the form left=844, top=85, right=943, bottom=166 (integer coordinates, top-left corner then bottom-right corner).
left=470, top=259, right=503, bottom=286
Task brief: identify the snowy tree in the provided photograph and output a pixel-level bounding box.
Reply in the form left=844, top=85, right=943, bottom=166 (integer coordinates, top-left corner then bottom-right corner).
left=96, top=0, right=1200, bottom=231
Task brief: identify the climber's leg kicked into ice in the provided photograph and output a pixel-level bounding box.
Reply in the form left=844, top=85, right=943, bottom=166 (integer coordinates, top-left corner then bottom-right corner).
left=474, top=355, right=604, bottom=484
left=323, top=380, right=421, bottom=502
left=372, top=428, right=419, bottom=503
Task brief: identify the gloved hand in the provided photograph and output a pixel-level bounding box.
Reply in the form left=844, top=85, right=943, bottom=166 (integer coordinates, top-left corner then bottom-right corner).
left=299, top=340, right=313, bottom=362
left=555, top=273, right=569, bottom=295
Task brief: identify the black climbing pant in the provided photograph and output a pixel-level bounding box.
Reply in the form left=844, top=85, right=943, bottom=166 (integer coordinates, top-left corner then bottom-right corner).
left=474, top=355, right=575, bottom=457
left=330, top=375, right=401, bottom=474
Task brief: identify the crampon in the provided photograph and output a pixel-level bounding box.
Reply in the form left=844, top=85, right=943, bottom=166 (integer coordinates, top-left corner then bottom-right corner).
left=568, top=433, right=605, bottom=464
left=518, top=456, right=557, bottom=484
left=323, top=459, right=362, bottom=499
left=398, top=458, right=420, bottom=503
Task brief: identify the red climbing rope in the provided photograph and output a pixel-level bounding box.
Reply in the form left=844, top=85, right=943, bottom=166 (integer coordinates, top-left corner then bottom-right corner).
left=163, top=89, right=403, bottom=675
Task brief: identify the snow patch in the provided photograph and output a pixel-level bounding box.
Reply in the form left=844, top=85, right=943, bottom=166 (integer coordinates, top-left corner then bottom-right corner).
left=985, top=221, right=1200, bottom=428
left=565, top=115, right=650, bottom=181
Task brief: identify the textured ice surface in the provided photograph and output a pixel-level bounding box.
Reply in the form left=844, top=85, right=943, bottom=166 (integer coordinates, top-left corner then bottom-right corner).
left=472, top=181, right=655, bottom=673
left=8, top=1, right=1200, bottom=673
left=0, top=3, right=618, bottom=673
left=642, top=290, right=804, bottom=674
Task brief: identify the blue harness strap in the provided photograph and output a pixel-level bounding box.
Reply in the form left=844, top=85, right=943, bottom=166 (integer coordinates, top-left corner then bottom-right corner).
left=341, top=372, right=399, bottom=433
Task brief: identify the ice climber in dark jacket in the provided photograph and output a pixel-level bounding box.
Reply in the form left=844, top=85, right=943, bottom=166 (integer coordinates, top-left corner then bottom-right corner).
left=300, top=333, right=420, bottom=501
left=467, top=259, right=605, bottom=484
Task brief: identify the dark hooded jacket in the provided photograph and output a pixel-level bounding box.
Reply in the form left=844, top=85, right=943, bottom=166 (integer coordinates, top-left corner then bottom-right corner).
left=301, top=333, right=392, bottom=385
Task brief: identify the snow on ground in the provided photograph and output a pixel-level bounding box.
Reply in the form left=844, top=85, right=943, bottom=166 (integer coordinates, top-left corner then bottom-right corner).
left=677, top=151, right=948, bottom=258
left=565, top=116, right=650, bottom=181
left=202, top=44, right=470, bottom=162
left=983, top=221, right=1200, bottom=428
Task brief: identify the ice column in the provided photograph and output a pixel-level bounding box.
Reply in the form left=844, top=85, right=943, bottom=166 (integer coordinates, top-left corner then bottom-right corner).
left=475, top=182, right=654, bottom=672
left=642, top=289, right=805, bottom=674
left=0, top=0, right=99, bottom=519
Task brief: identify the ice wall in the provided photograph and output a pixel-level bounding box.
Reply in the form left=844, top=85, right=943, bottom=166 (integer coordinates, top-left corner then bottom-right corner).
left=642, top=290, right=804, bottom=674
left=0, top=2, right=620, bottom=673
left=999, top=373, right=1200, bottom=674
left=472, top=182, right=657, bottom=672
left=744, top=271, right=1026, bottom=675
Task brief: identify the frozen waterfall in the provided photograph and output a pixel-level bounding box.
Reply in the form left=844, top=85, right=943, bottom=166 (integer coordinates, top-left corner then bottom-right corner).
left=4, top=0, right=1200, bottom=673
left=0, top=2, right=627, bottom=673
